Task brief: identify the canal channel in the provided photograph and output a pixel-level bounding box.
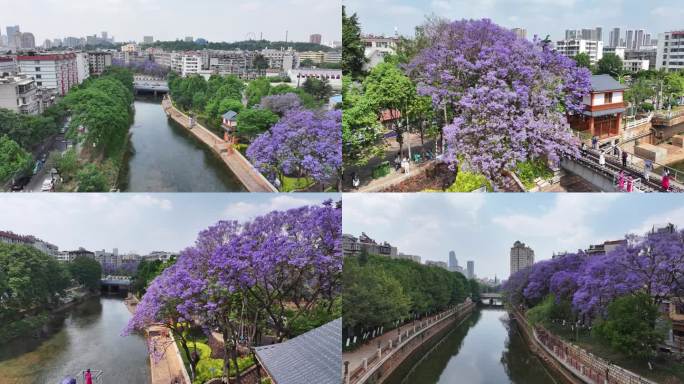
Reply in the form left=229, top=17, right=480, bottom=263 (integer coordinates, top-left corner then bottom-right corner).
left=0, top=297, right=151, bottom=384
left=119, top=98, right=244, bottom=192
left=385, top=308, right=563, bottom=384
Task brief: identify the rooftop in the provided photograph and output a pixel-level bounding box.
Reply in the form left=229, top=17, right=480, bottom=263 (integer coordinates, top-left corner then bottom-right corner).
left=590, top=74, right=627, bottom=92
left=255, top=318, right=341, bottom=384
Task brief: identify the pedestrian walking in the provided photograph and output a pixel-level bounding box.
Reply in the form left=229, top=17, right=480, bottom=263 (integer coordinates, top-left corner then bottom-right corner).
left=394, top=154, right=401, bottom=171
left=352, top=173, right=360, bottom=189
left=621, top=150, right=628, bottom=167
left=618, top=170, right=625, bottom=191
left=662, top=172, right=670, bottom=192
left=84, top=369, right=93, bottom=384
left=644, top=159, right=652, bottom=180
left=599, top=152, right=605, bottom=168
left=401, top=157, right=410, bottom=174
left=591, top=135, right=598, bottom=149
left=580, top=142, right=586, bottom=157
left=626, top=176, right=633, bottom=192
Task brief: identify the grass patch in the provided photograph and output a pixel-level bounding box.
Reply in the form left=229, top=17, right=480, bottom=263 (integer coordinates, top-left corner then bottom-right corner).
left=515, top=159, right=553, bottom=190
left=193, top=355, right=255, bottom=384
left=282, top=176, right=315, bottom=192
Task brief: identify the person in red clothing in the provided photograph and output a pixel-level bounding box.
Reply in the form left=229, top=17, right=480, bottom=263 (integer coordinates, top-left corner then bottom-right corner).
left=84, top=369, right=93, bottom=384
left=662, top=172, right=670, bottom=192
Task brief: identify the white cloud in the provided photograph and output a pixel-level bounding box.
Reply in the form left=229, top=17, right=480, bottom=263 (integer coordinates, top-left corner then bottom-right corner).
left=629, top=205, right=684, bottom=235
left=222, top=195, right=325, bottom=221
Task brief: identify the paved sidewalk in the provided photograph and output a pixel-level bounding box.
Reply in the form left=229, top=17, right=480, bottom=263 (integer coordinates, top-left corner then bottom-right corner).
left=163, top=97, right=277, bottom=192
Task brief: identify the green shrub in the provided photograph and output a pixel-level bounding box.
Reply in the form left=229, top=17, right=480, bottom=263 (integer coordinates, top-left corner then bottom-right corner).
left=372, top=161, right=391, bottom=179
left=445, top=169, right=490, bottom=192
left=515, top=159, right=553, bottom=189
left=193, top=355, right=255, bottom=384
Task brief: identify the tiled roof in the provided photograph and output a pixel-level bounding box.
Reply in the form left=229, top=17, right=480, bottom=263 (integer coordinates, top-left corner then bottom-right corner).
left=590, top=74, right=627, bottom=92
left=222, top=110, right=238, bottom=121
left=255, top=318, right=341, bottom=384
left=380, top=109, right=401, bottom=122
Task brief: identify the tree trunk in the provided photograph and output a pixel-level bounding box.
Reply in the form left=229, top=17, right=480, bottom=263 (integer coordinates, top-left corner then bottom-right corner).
left=176, top=332, right=196, bottom=380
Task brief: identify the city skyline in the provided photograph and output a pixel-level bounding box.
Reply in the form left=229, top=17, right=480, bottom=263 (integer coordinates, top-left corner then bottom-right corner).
left=343, top=0, right=682, bottom=42
left=0, top=193, right=337, bottom=255
left=1, top=0, right=341, bottom=44
left=343, top=193, right=684, bottom=280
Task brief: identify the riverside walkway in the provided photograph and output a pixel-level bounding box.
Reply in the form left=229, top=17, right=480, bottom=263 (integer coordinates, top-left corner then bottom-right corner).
left=161, top=96, right=277, bottom=192
left=343, top=300, right=475, bottom=384
left=125, top=296, right=190, bottom=384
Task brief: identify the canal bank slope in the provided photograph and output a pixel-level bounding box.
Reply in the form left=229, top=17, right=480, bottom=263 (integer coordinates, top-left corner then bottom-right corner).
left=344, top=300, right=476, bottom=384
left=511, top=308, right=656, bottom=384
left=161, top=96, right=277, bottom=192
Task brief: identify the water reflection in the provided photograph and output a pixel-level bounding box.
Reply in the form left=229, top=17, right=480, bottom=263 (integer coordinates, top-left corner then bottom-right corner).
left=0, top=297, right=151, bottom=384
left=386, top=309, right=560, bottom=384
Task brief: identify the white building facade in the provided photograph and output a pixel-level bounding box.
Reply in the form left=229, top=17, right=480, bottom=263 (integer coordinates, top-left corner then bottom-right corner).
left=657, top=31, right=684, bottom=72
left=555, top=39, right=604, bottom=65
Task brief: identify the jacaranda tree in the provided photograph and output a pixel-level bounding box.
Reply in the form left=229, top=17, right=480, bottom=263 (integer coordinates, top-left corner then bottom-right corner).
left=407, top=19, right=591, bottom=182
left=247, top=109, right=342, bottom=190
left=125, top=201, right=342, bottom=383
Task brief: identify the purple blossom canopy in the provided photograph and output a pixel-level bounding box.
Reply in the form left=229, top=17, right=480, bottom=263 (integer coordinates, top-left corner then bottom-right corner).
left=407, top=19, right=591, bottom=180
left=124, top=201, right=342, bottom=337
left=259, top=93, right=302, bottom=116
left=247, top=108, right=342, bottom=184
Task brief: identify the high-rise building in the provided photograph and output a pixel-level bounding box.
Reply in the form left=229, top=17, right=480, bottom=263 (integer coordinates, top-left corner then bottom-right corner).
left=309, top=34, right=322, bottom=44
left=635, top=29, right=645, bottom=50
left=466, top=260, right=474, bottom=279
left=6, top=25, right=20, bottom=48
left=16, top=53, right=79, bottom=95
left=20, top=32, right=35, bottom=49
left=510, top=241, right=534, bottom=276
left=609, top=27, right=620, bottom=47
left=448, top=250, right=458, bottom=270
left=626, top=30, right=634, bottom=50
left=511, top=28, right=527, bottom=40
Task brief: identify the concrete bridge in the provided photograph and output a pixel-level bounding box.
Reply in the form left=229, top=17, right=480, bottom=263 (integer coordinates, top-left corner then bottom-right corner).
left=479, top=293, right=503, bottom=307
left=100, top=277, right=131, bottom=294
left=133, top=76, right=169, bottom=96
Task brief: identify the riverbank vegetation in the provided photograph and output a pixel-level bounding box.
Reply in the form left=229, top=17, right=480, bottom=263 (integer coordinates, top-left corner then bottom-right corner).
left=0, top=243, right=102, bottom=342
left=343, top=253, right=479, bottom=351
left=124, top=201, right=341, bottom=383
left=504, top=226, right=684, bottom=382
left=51, top=67, right=135, bottom=191
left=342, top=9, right=590, bottom=190
left=168, top=72, right=341, bottom=191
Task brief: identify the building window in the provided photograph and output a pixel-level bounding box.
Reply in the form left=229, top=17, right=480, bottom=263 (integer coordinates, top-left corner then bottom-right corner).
left=37, top=82, right=42, bottom=86
left=35, top=67, right=41, bottom=72
left=36, top=74, right=42, bottom=79
left=605, top=92, right=613, bottom=103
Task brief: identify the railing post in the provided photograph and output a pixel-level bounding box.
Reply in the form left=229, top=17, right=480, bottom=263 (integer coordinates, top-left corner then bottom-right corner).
left=363, top=358, right=368, bottom=370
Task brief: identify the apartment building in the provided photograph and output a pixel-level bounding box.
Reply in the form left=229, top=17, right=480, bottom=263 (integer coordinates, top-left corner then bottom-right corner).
left=657, top=30, right=684, bottom=72
left=16, top=53, right=78, bottom=95
left=555, top=39, right=604, bottom=65
left=0, top=74, right=40, bottom=115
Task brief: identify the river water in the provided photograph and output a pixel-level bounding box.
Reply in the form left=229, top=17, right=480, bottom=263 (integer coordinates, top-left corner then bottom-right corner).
left=0, top=297, right=151, bottom=384
left=120, top=99, right=244, bottom=192
left=385, top=308, right=562, bottom=384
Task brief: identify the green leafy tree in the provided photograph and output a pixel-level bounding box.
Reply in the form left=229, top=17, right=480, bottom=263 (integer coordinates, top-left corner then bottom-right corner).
left=342, top=6, right=366, bottom=79
left=342, top=258, right=411, bottom=331
left=301, top=77, right=333, bottom=102
left=300, top=58, right=315, bottom=68
left=246, top=78, right=272, bottom=107
left=236, top=108, right=279, bottom=140
left=596, top=53, right=623, bottom=77
left=69, top=256, right=103, bottom=291
left=342, top=77, right=384, bottom=167
left=573, top=53, right=592, bottom=69
left=592, top=293, right=664, bottom=358
left=624, top=78, right=656, bottom=113
left=57, top=148, right=79, bottom=182
left=76, top=163, right=109, bottom=192
left=0, top=135, right=32, bottom=183
left=363, top=62, right=416, bottom=154
left=253, top=54, right=269, bottom=76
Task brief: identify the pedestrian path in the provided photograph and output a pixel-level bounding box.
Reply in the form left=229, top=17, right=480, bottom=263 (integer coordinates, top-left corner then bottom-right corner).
left=162, top=97, right=277, bottom=192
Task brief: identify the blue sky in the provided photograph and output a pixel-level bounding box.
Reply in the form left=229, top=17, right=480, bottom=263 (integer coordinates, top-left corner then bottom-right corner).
left=1, top=0, right=341, bottom=43
left=343, top=0, right=684, bottom=42
left=0, top=193, right=339, bottom=254
left=343, top=193, right=684, bottom=280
